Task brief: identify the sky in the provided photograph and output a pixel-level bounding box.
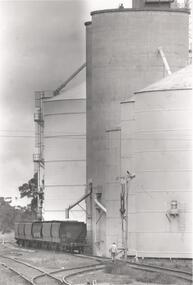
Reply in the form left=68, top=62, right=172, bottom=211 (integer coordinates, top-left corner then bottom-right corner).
left=0, top=0, right=132, bottom=206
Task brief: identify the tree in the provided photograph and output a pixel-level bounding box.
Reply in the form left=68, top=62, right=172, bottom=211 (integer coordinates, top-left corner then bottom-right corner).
left=0, top=199, right=15, bottom=233
left=18, top=172, right=38, bottom=212
left=0, top=197, right=37, bottom=233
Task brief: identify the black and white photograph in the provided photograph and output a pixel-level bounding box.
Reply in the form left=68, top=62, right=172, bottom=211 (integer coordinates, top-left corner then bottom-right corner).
left=0, top=0, right=192, bottom=284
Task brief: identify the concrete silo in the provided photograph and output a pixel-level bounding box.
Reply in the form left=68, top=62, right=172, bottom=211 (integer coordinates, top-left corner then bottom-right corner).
left=86, top=1, right=189, bottom=256
left=121, top=65, right=192, bottom=258
left=43, top=82, right=86, bottom=221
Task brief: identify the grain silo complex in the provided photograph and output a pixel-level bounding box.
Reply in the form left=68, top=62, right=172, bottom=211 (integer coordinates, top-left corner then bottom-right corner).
left=33, top=0, right=192, bottom=259
left=85, top=0, right=191, bottom=257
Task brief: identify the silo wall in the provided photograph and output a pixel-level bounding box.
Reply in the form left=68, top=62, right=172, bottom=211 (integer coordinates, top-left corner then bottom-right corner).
left=121, top=71, right=192, bottom=258
left=43, top=86, right=86, bottom=221
left=134, top=88, right=192, bottom=258
left=86, top=8, right=189, bottom=256
left=105, top=129, right=122, bottom=254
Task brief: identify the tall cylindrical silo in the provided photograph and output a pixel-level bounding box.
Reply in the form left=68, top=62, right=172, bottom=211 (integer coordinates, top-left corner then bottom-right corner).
left=86, top=6, right=189, bottom=256
left=121, top=65, right=192, bottom=258
left=43, top=82, right=86, bottom=221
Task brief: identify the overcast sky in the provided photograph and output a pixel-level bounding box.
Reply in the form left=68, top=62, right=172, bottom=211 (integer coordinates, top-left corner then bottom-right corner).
left=0, top=0, right=132, bottom=205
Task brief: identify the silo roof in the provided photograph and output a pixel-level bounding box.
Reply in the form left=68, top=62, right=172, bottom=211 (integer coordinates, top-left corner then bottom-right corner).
left=91, top=8, right=189, bottom=15
left=45, top=81, right=86, bottom=102
left=135, top=65, right=192, bottom=94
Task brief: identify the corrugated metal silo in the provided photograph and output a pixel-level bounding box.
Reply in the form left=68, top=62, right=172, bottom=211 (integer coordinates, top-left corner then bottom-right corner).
left=43, top=82, right=86, bottom=221
left=121, top=65, right=192, bottom=258
left=86, top=5, right=189, bottom=255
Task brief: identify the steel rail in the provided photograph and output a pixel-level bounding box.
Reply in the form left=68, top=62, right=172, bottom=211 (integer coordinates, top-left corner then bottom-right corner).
left=0, top=254, right=63, bottom=285
left=32, top=263, right=101, bottom=283
left=0, top=254, right=47, bottom=274
left=32, top=273, right=63, bottom=285
left=33, top=256, right=105, bottom=285
left=0, top=261, right=34, bottom=284
left=76, top=254, right=192, bottom=283
left=62, top=264, right=106, bottom=285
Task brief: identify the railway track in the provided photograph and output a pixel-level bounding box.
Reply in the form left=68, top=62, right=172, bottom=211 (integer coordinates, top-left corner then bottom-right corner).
left=1, top=244, right=192, bottom=284
left=0, top=254, right=63, bottom=284
left=75, top=254, right=193, bottom=284
left=0, top=261, right=34, bottom=284
left=32, top=263, right=105, bottom=285
left=62, top=264, right=106, bottom=285
left=0, top=251, right=105, bottom=285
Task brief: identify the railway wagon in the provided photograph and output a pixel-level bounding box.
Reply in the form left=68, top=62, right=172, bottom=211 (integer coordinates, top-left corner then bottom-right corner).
left=15, top=220, right=86, bottom=253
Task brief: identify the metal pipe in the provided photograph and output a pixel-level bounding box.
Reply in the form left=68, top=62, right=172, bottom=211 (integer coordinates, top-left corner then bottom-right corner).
left=68, top=192, right=91, bottom=210
left=94, top=198, right=107, bottom=214
left=158, top=47, right=172, bottom=76
left=54, top=63, right=86, bottom=96
left=65, top=190, right=91, bottom=218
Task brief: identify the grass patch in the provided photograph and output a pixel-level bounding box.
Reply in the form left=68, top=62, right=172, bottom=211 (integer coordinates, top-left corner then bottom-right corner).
left=105, top=261, right=130, bottom=274
left=105, top=261, right=181, bottom=284
left=136, top=272, right=177, bottom=284
left=140, top=258, right=193, bottom=274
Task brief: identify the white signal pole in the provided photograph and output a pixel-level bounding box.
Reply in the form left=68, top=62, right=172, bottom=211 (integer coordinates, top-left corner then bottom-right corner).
left=125, top=171, right=136, bottom=260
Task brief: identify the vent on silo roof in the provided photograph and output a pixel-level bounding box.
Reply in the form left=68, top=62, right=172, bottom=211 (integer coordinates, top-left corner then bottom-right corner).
left=132, top=0, right=174, bottom=9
